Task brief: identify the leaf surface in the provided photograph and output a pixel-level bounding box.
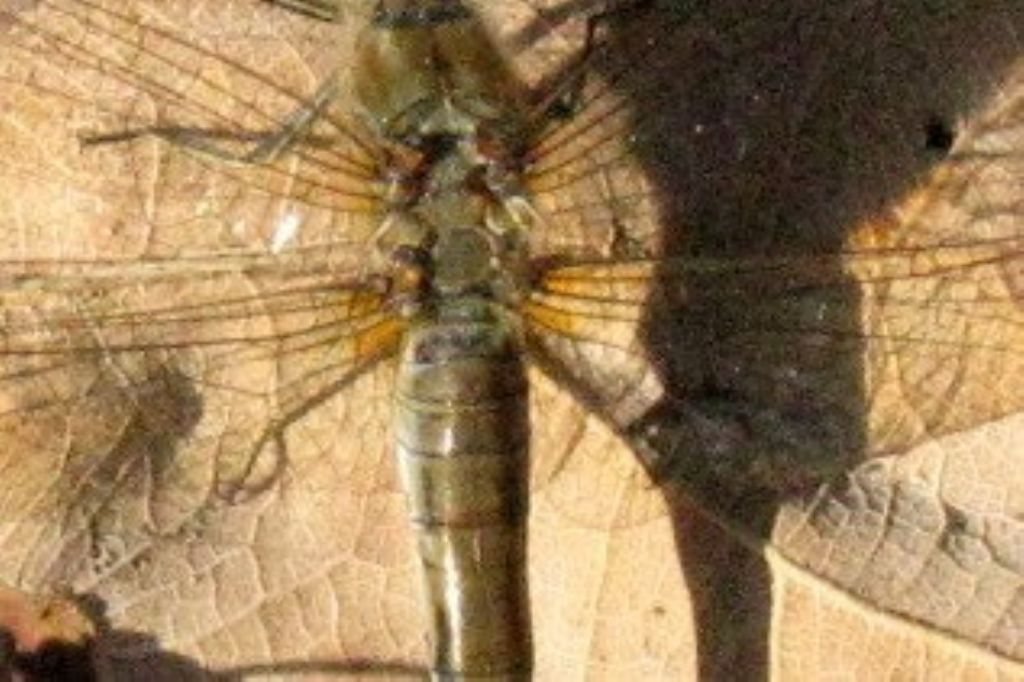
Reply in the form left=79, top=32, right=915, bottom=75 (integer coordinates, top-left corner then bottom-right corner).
left=0, top=1, right=1021, bottom=680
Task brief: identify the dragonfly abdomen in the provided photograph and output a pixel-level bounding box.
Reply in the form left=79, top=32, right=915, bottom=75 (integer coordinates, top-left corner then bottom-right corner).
left=395, top=300, right=531, bottom=680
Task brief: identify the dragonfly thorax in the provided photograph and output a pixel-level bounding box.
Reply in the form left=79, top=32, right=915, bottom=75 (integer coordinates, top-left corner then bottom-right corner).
left=377, top=137, right=532, bottom=313
left=358, top=2, right=535, bottom=316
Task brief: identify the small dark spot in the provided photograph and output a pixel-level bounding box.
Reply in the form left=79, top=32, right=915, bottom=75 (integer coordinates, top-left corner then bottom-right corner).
left=652, top=604, right=666, bottom=617
left=923, top=116, right=955, bottom=154
left=546, top=98, right=577, bottom=122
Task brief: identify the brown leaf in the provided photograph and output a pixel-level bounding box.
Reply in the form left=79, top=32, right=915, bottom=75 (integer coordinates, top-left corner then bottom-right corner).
left=0, top=1, right=1021, bottom=680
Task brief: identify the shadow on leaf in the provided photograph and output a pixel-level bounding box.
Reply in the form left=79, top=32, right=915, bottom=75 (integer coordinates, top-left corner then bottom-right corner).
left=569, top=0, right=1024, bottom=678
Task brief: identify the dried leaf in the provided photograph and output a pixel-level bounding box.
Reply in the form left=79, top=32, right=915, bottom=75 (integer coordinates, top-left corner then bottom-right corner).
left=0, top=1, right=1021, bottom=680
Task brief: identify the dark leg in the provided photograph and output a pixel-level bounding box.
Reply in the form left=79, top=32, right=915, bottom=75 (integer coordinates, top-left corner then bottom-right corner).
left=82, top=76, right=341, bottom=165
left=527, top=0, right=656, bottom=125
left=261, top=0, right=340, bottom=23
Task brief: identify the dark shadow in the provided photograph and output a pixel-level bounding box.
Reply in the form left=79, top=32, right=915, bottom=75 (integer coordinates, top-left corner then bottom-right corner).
left=670, top=492, right=776, bottom=681
left=42, top=362, right=206, bottom=569
left=94, top=628, right=425, bottom=681
left=3, top=605, right=426, bottom=682
left=533, top=0, right=1024, bottom=679
left=2, top=637, right=97, bottom=682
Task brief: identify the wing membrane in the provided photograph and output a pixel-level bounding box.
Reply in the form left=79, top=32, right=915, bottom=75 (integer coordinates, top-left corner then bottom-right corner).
left=0, top=257, right=402, bottom=529
left=502, top=2, right=1024, bottom=497
left=3, top=0, right=1020, bottom=517
left=525, top=229, right=1024, bottom=492
left=0, top=1, right=417, bottom=601
left=2, top=0, right=383, bottom=260
left=262, top=0, right=341, bottom=23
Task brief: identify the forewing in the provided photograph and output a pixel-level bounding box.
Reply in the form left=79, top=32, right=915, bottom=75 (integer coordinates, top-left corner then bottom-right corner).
left=525, top=234, right=1023, bottom=491
left=1, top=0, right=381, bottom=261
left=521, top=1, right=1024, bottom=669
left=0, top=1, right=423, bottom=675
left=518, top=3, right=1024, bottom=493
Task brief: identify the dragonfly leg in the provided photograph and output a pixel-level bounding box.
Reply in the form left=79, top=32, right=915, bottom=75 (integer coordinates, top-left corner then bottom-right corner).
left=80, top=76, right=341, bottom=166
left=527, top=0, right=656, bottom=126
left=260, top=0, right=340, bottom=23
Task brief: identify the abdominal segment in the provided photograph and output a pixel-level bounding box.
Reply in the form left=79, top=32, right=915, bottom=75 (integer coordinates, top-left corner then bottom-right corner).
left=394, top=305, right=531, bottom=679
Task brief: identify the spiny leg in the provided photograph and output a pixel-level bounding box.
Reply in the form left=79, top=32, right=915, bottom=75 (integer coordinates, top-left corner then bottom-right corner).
left=526, top=0, right=657, bottom=126
left=260, top=0, right=341, bottom=23
left=82, top=76, right=341, bottom=165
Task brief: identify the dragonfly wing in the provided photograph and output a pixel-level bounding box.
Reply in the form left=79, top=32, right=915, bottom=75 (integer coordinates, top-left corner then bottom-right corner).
left=3, top=0, right=381, bottom=263
left=525, top=212, right=1023, bottom=494
left=0, top=259, right=403, bottom=580
left=517, top=2, right=1024, bottom=673
left=516, top=3, right=1024, bottom=497
left=0, top=5, right=426, bottom=673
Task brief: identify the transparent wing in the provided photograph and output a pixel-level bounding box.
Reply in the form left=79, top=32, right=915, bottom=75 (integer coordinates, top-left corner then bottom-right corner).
left=3, top=0, right=1019, bottom=535
left=0, top=252, right=403, bottom=569
left=516, top=3, right=1024, bottom=498
left=524, top=232, right=1024, bottom=491
left=262, top=0, right=342, bottom=23
left=0, top=1, right=413, bottom=600
left=2, top=0, right=381, bottom=261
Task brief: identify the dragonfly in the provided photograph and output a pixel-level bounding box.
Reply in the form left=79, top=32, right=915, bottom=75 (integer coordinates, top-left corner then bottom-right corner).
left=0, top=0, right=1021, bottom=679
